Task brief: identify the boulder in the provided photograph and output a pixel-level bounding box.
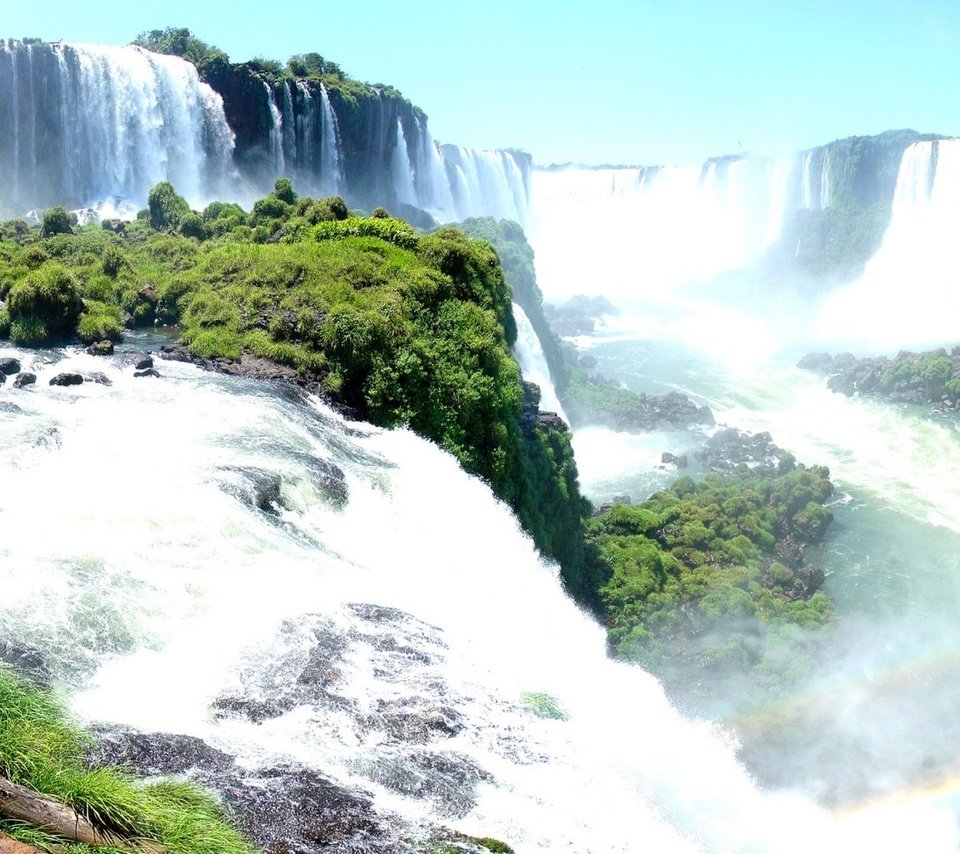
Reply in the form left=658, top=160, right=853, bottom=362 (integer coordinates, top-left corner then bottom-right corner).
left=86, top=340, right=114, bottom=356
left=12, top=373, right=36, bottom=389
left=661, top=451, right=689, bottom=467
left=134, top=356, right=154, bottom=371
left=133, top=368, right=160, bottom=378
left=86, top=372, right=113, bottom=386
left=49, top=373, right=83, bottom=387
left=0, top=357, right=21, bottom=375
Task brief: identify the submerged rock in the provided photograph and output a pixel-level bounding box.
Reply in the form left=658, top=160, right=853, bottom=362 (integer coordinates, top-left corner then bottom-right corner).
left=86, top=340, right=114, bottom=356
left=89, top=729, right=235, bottom=776
left=134, top=368, right=161, bottom=378
left=0, top=640, right=51, bottom=687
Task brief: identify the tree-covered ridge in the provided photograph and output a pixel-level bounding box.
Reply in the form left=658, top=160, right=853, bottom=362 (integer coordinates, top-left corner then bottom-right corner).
left=0, top=183, right=589, bottom=600
left=586, top=459, right=834, bottom=713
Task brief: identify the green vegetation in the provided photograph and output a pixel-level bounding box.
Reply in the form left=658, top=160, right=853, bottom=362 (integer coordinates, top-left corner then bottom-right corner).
left=585, top=464, right=834, bottom=712
left=0, top=667, right=252, bottom=853
left=457, top=218, right=568, bottom=393
left=520, top=692, right=568, bottom=720
left=0, top=181, right=588, bottom=598
left=41, top=206, right=77, bottom=238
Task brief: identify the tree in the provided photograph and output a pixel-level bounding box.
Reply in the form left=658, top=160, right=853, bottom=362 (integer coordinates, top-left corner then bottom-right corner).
left=148, top=182, right=191, bottom=231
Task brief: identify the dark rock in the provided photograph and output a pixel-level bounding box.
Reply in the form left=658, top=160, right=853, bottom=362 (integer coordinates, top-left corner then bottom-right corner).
left=213, top=764, right=400, bottom=853
left=211, top=695, right=299, bottom=723
left=134, top=368, right=161, bottom=378
left=0, top=640, right=51, bottom=687
left=135, top=356, right=154, bottom=370
left=0, top=372, right=4, bottom=386
left=49, top=373, right=83, bottom=387
left=88, top=730, right=235, bottom=776
left=538, top=411, right=567, bottom=431
left=219, top=467, right=283, bottom=514
left=86, top=340, right=114, bottom=356
left=122, top=311, right=136, bottom=328
left=661, top=452, right=688, bottom=467
left=86, top=372, right=112, bottom=386
left=12, top=373, right=36, bottom=389
left=698, top=427, right=785, bottom=475
left=0, top=357, right=21, bottom=375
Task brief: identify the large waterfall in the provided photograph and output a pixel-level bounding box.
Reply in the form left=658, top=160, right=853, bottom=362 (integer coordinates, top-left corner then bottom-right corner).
left=1, top=341, right=953, bottom=852
left=0, top=41, right=235, bottom=215
left=0, top=40, right=529, bottom=223
left=817, top=138, right=960, bottom=347
left=530, top=150, right=834, bottom=304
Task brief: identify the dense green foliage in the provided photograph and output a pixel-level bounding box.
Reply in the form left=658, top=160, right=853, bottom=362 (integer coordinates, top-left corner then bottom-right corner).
left=0, top=182, right=588, bottom=597
left=456, top=218, right=569, bottom=393
left=0, top=667, right=253, bottom=853
left=586, top=464, right=834, bottom=711
left=40, top=205, right=77, bottom=238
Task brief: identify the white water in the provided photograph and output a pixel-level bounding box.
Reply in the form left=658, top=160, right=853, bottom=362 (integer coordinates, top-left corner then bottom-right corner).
left=0, top=41, right=234, bottom=214
left=511, top=302, right=567, bottom=420
left=1, top=345, right=951, bottom=852
left=318, top=83, right=343, bottom=195
left=391, top=118, right=418, bottom=207
left=817, top=139, right=960, bottom=347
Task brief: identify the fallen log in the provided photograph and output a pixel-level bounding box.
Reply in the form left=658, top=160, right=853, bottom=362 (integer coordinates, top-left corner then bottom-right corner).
left=0, top=777, right=165, bottom=852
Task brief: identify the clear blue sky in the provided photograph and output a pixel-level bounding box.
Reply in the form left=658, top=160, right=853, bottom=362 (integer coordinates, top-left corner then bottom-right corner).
left=2, top=0, right=959, bottom=165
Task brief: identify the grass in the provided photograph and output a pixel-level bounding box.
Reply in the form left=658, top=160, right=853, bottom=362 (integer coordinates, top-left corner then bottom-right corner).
left=0, top=668, right=253, bottom=854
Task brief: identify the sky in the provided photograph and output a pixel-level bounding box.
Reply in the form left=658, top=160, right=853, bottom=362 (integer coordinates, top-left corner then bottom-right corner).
left=1, top=0, right=959, bottom=166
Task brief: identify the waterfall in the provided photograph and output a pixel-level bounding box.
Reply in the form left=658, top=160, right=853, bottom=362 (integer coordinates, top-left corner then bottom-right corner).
left=816, top=139, right=960, bottom=345
left=317, top=83, right=343, bottom=195
left=1, top=343, right=948, bottom=851
left=512, top=302, right=568, bottom=421
left=263, top=79, right=285, bottom=176
left=0, top=40, right=234, bottom=215
left=442, top=145, right=530, bottom=225
left=391, top=118, right=417, bottom=206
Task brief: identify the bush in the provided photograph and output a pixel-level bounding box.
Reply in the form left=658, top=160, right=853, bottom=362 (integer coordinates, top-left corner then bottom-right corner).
left=179, top=212, right=207, bottom=240
left=40, top=205, right=77, bottom=237
left=273, top=177, right=297, bottom=205
left=7, top=263, right=83, bottom=343
left=0, top=308, right=9, bottom=338
left=148, top=182, right=191, bottom=230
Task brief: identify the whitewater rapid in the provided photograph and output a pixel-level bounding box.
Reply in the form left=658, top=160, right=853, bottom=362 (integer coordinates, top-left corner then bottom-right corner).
left=1, top=343, right=952, bottom=852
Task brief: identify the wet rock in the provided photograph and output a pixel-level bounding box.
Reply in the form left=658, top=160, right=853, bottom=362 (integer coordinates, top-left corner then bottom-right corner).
left=0, top=357, right=21, bottom=375
left=211, top=695, right=300, bottom=723
left=86, top=372, right=112, bottom=386
left=213, top=764, right=401, bottom=853
left=537, top=411, right=567, bottom=432
left=135, top=356, right=154, bottom=370
left=86, top=340, right=114, bottom=356
left=661, top=451, right=688, bottom=467
left=88, top=730, right=235, bottom=776
left=796, top=352, right=835, bottom=373
left=363, top=699, right=464, bottom=744
left=698, top=427, right=785, bottom=475
left=365, top=749, right=491, bottom=818
left=219, top=467, right=283, bottom=514
left=12, top=372, right=35, bottom=390
left=0, top=640, right=51, bottom=687
left=49, top=373, right=83, bottom=387
left=134, top=368, right=161, bottom=378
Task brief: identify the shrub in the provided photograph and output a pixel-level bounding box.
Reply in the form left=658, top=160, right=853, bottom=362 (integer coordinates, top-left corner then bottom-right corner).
left=179, top=212, right=207, bottom=240
left=273, top=177, right=297, bottom=205
left=148, top=182, right=191, bottom=230
left=7, top=263, right=83, bottom=343
left=40, top=205, right=77, bottom=237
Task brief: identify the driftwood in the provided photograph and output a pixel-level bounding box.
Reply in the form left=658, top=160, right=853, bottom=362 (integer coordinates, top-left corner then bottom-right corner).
left=0, top=777, right=165, bottom=852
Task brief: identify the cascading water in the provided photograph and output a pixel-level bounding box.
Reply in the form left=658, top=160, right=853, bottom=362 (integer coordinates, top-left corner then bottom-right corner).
left=263, top=80, right=286, bottom=176
left=391, top=118, right=417, bottom=207
left=318, top=83, right=343, bottom=195
left=511, top=302, right=567, bottom=420
left=1, top=342, right=954, bottom=852
left=817, top=139, right=960, bottom=346
left=0, top=40, right=235, bottom=214
left=527, top=134, right=960, bottom=842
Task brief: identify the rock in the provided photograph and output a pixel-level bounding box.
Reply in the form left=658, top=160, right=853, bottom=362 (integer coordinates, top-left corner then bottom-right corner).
left=86, top=340, right=114, bottom=356
left=12, top=373, right=36, bottom=389
left=134, top=368, right=160, bottom=378
left=86, top=372, right=112, bottom=386
left=88, top=730, right=235, bottom=776
left=579, top=354, right=598, bottom=369
left=537, top=411, right=567, bottom=431
left=135, top=356, right=154, bottom=370
left=661, top=451, right=688, bottom=467
left=49, top=373, right=83, bottom=387
left=796, top=352, right=835, bottom=373
left=219, top=467, right=283, bottom=514
left=0, top=373, right=4, bottom=386
left=698, top=427, right=784, bottom=475
left=0, top=640, right=51, bottom=687
left=122, top=311, right=136, bottom=328
left=0, top=357, right=21, bottom=375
